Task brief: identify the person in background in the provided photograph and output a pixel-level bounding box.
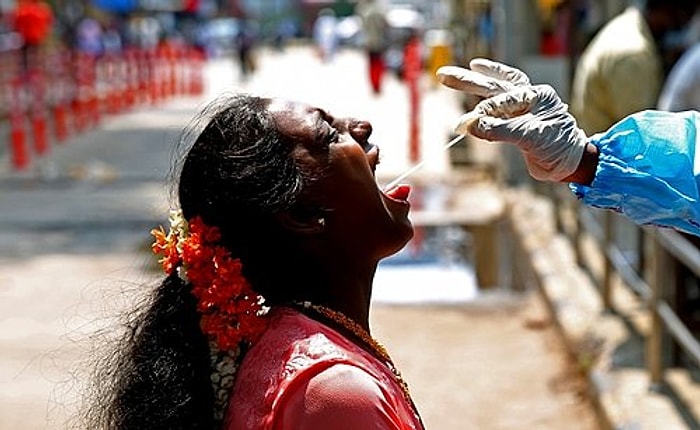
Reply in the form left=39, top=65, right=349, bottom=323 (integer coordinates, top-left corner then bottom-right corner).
left=438, top=59, right=700, bottom=238
left=312, top=8, right=338, bottom=63
left=569, top=0, right=700, bottom=135
left=76, top=16, right=104, bottom=57
left=102, top=21, right=123, bottom=55
left=80, top=93, right=423, bottom=429
left=357, top=0, right=389, bottom=94
left=657, top=34, right=700, bottom=111
left=235, top=22, right=256, bottom=81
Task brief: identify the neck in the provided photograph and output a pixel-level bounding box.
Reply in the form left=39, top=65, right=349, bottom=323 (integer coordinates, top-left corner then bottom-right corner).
left=297, top=290, right=371, bottom=332
left=327, top=265, right=376, bottom=332
left=296, top=301, right=384, bottom=362
left=309, top=256, right=377, bottom=332
left=280, top=247, right=378, bottom=331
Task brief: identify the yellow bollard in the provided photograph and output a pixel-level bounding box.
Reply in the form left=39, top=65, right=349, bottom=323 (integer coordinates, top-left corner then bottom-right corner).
left=426, top=29, right=453, bottom=86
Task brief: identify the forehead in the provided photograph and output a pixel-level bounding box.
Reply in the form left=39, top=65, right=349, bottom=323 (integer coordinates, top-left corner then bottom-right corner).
left=267, top=98, right=325, bottom=138
left=266, top=99, right=331, bottom=177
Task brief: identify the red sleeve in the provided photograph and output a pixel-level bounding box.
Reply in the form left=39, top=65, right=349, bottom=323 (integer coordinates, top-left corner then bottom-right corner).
left=274, top=363, right=409, bottom=430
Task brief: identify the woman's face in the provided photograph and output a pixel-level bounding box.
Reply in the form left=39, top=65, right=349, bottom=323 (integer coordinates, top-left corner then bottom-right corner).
left=267, top=98, right=414, bottom=261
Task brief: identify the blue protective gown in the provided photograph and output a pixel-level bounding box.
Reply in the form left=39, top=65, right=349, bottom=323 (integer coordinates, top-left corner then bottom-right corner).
left=569, top=110, right=700, bottom=237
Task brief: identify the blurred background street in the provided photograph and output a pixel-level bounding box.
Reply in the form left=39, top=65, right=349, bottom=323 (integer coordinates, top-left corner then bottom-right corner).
left=1, top=0, right=699, bottom=429
left=0, top=42, right=599, bottom=430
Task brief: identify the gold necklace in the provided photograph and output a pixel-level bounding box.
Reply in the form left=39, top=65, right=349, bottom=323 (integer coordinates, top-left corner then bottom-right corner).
left=296, top=302, right=423, bottom=425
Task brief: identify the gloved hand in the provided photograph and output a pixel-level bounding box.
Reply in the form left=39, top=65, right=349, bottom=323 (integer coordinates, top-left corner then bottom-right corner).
left=436, top=59, right=589, bottom=182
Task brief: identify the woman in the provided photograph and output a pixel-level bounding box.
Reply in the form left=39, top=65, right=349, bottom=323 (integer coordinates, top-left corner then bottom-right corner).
left=437, top=59, right=700, bottom=237
left=83, top=94, right=422, bottom=429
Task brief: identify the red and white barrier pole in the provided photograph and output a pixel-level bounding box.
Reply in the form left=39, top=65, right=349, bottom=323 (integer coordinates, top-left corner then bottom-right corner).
left=123, top=48, right=138, bottom=109
left=28, top=70, right=49, bottom=155
left=9, top=77, right=29, bottom=169
left=51, top=49, right=70, bottom=142
left=403, top=33, right=423, bottom=256
left=403, top=34, right=422, bottom=164
left=188, top=48, right=204, bottom=96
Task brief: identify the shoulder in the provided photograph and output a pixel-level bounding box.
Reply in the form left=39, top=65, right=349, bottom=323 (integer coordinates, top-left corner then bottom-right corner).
left=590, top=8, right=654, bottom=56
left=277, top=363, right=406, bottom=429
left=227, top=309, right=356, bottom=426
left=305, top=363, right=388, bottom=402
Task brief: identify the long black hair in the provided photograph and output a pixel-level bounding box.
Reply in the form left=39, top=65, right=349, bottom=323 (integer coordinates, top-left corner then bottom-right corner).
left=81, top=94, right=310, bottom=429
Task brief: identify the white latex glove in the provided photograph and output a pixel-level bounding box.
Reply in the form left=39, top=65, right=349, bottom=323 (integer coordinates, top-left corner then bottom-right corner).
left=437, top=58, right=531, bottom=98
left=436, top=59, right=588, bottom=181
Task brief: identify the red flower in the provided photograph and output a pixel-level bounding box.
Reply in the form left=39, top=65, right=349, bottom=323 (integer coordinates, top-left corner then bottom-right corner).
left=151, top=213, right=268, bottom=352
left=151, top=227, right=181, bottom=274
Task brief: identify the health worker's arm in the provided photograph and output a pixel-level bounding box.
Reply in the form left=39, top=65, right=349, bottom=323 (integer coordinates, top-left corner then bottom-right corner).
left=569, top=110, right=700, bottom=237
left=437, top=59, right=700, bottom=237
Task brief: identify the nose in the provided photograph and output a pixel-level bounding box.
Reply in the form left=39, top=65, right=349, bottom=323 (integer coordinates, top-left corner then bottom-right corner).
left=349, top=119, right=372, bottom=144
left=347, top=119, right=376, bottom=153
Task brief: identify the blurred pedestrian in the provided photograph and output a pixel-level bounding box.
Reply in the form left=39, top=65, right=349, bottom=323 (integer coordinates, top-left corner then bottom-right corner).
left=657, top=41, right=700, bottom=111
left=313, top=8, right=338, bottom=63
left=235, top=22, right=256, bottom=80
left=273, top=18, right=296, bottom=51
left=81, top=94, right=424, bottom=429
left=76, top=17, right=104, bottom=57
left=358, top=0, right=388, bottom=94
left=439, top=58, right=700, bottom=237
left=570, top=0, right=700, bottom=135
left=102, top=21, right=124, bottom=55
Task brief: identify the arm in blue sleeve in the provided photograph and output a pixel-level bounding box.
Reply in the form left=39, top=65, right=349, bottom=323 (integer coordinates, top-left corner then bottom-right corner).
left=569, top=110, right=700, bottom=237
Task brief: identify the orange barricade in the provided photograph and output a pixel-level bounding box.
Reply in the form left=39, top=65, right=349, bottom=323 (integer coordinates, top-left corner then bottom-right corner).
left=123, top=48, right=138, bottom=109
left=46, top=48, right=71, bottom=142
left=147, top=49, right=161, bottom=104
left=28, top=70, right=48, bottom=155
left=102, top=53, right=125, bottom=115
left=72, top=52, right=99, bottom=132
left=188, top=48, right=204, bottom=96
left=157, top=44, right=170, bottom=100
left=1, top=49, right=29, bottom=169
left=9, top=77, right=29, bottom=169
left=136, top=49, right=152, bottom=105
left=1, top=44, right=207, bottom=169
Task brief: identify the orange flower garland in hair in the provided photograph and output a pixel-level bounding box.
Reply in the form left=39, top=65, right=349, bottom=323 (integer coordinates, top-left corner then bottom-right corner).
left=151, top=210, right=269, bottom=351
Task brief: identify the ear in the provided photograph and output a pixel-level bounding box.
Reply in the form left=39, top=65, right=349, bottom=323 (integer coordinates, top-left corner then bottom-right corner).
left=274, top=210, right=326, bottom=235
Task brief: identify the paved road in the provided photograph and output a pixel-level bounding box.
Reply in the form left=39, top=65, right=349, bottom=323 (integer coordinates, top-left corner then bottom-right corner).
left=0, top=45, right=599, bottom=429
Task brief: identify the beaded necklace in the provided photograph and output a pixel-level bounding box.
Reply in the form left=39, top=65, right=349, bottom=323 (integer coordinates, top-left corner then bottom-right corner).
left=296, top=302, right=424, bottom=427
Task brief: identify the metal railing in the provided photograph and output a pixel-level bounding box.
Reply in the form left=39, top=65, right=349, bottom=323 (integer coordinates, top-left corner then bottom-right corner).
left=546, top=182, right=700, bottom=386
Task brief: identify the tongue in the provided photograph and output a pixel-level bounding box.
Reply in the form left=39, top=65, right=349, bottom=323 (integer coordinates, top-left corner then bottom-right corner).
left=386, top=184, right=411, bottom=201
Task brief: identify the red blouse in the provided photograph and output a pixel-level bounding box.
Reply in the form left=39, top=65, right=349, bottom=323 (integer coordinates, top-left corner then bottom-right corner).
left=224, top=307, right=423, bottom=429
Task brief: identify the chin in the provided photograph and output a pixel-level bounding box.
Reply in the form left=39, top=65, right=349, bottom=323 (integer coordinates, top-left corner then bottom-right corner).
left=378, top=225, right=414, bottom=259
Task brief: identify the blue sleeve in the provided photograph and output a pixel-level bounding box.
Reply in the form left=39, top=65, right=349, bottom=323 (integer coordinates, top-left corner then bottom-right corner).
left=569, top=110, right=700, bottom=237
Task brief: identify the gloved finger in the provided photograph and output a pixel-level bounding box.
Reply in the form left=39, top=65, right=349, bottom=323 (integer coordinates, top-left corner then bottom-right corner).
left=454, top=110, right=485, bottom=135
left=472, top=87, right=539, bottom=119
left=527, top=84, right=566, bottom=115
left=465, top=115, right=523, bottom=143
left=436, top=65, right=520, bottom=98
left=468, top=58, right=531, bottom=87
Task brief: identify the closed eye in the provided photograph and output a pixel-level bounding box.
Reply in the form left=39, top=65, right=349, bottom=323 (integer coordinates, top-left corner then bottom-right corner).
left=327, top=128, right=339, bottom=144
